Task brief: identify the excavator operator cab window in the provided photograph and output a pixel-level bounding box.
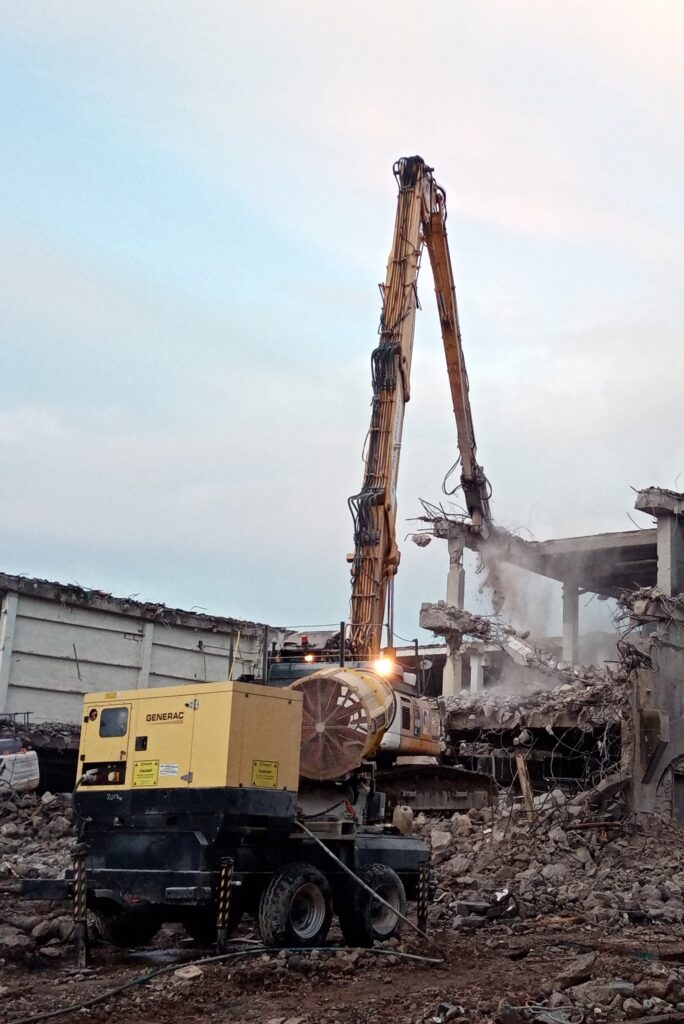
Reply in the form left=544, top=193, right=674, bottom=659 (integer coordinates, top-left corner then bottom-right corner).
left=99, top=707, right=129, bottom=738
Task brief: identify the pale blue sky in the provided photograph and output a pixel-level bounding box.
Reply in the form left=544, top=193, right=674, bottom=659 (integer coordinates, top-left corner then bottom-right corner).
left=1, top=2, right=683, bottom=642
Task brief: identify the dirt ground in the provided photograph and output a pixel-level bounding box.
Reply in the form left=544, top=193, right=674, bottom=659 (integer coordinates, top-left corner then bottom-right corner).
left=4, top=919, right=684, bottom=1024
left=6, top=793, right=684, bottom=1022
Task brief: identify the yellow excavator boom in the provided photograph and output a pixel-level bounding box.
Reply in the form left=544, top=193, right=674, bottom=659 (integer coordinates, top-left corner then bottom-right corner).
left=348, top=156, right=491, bottom=660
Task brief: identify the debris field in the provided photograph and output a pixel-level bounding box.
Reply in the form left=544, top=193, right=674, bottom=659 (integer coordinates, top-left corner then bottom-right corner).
left=5, top=786, right=684, bottom=1023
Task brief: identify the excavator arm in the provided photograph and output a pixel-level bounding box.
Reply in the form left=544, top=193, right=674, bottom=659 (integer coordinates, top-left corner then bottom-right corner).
left=348, top=157, right=430, bottom=659
left=422, top=180, right=492, bottom=534
left=348, top=156, right=491, bottom=660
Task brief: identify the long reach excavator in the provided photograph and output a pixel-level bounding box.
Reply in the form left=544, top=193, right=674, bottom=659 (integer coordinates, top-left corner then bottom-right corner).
left=278, top=155, right=491, bottom=677
left=275, top=156, right=494, bottom=795
left=348, top=155, right=492, bottom=662
left=12, top=159, right=495, bottom=958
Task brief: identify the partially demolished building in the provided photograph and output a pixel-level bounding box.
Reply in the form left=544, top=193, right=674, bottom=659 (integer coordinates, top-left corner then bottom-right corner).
left=0, top=572, right=275, bottom=723
left=419, top=485, right=684, bottom=821
left=0, top=572, right=278, bottom=787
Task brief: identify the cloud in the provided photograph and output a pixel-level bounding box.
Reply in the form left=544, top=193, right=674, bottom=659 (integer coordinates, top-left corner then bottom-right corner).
left=5, top=2, right=684, bottom=267
left=1, top=2, right=683, bottom=643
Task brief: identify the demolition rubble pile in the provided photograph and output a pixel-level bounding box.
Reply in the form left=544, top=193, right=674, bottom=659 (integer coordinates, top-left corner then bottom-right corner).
left=19, top=721, right=81, bottom=749
left=422, top=785, right=684, bottom=934
left=419, top=788, right=684, bottom=1021
left=440, top=664, right=628, bottom=732
left=0, top=790, right=74, bottom=959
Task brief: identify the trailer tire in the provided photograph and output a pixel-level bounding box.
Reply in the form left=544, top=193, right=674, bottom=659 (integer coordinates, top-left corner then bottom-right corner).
left=337, top=863, right=406, bottom=947
left=258, top=862, right=332, bottom=947
left=92, top=905, right=161, bottom=948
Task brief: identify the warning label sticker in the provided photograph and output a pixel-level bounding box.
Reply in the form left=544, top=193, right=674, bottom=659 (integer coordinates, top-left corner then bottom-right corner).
left=251, top=760, right=279, bottom=788
left=159, top=763, right=179, bottom=777
left=133, top=760, right=159, bottom=787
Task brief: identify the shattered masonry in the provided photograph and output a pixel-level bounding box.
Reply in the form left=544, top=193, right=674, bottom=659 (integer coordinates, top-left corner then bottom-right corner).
left=420, top=485, right=684, bottom=821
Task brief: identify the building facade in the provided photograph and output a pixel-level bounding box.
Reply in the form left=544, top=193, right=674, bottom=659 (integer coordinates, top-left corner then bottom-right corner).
left=0, top=573, right=277, bottom=725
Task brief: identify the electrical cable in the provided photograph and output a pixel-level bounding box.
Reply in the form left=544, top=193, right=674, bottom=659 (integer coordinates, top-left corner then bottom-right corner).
left=7, top=943, right=444, bottom=1024
left=391, top=631, right=421, bottom=645
left=297, top=798, right=348, bottom=820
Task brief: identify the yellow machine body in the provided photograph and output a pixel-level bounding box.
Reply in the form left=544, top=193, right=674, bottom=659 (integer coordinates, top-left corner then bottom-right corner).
left=78, top=681, right=303, bottom=793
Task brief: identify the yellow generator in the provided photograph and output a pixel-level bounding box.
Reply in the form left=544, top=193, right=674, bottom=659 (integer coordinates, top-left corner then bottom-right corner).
left=20, top=679, right=430, bottom=955
left=78, top=680, right=301, bottom=796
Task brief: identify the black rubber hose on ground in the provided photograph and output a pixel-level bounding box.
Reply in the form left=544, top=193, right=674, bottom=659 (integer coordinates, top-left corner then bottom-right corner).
left=6, top=944, right=444, bottom=1024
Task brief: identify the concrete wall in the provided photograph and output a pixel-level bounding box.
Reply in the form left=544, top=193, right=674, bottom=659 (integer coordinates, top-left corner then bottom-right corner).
left=0, top=591, right=269, bottom=724
left=632, top=637, right=684, bottom=816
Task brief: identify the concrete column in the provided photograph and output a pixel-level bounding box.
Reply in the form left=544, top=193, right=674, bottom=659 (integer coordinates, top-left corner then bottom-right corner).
left=442, top=538, right=465, bottom=696
left=0, top=593, right=18, bottom=712
left=137, top=622, right=155, bottom=688
left=470, top=652, right=485, bottom=692
left=442, top=645, right=462, bottom=697
left=656, top=515, right=684, bottom=597
left=635, top=489, right=684, bottom=598
left=561, top=582, right=579, bottom=664
left=446, top=538, right=466, bottom=607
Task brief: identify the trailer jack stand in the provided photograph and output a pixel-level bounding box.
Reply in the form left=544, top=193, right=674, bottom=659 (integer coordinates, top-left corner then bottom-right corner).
left=417, top=864, right=429, bottom=934
left=72, top=844, right=89, bottom=967
left=216, top=856, right=234, bottom=953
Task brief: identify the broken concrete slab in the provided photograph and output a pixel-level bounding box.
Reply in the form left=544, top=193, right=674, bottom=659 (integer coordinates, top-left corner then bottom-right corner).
left=553, top=951, right=597, bottom=990
left=565, top=978, right=634, bottom=1006
left=420, top=601, right=493, bottom=639
left=635, top=487, right=684, bottom=519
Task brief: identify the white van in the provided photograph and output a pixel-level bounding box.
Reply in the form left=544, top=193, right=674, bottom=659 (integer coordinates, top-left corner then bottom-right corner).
left=0, top=737, right=40, bottom=793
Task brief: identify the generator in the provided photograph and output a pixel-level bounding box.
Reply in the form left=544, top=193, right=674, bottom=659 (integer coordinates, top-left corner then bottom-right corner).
left=19, top=679, right=431, bottom=954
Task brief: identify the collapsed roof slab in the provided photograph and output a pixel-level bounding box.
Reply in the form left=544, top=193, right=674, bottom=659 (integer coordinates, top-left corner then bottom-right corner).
left=441, top=670, right=627, bottom=733
left=431, top=521, right=657, bottom=599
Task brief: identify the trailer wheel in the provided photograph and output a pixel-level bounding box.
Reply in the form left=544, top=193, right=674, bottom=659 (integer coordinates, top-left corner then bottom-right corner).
left=338, top=863, right=406, bottom=947
left=258, top=862, right=332, bottom=947
left=92, top=905, right=161, bottom=948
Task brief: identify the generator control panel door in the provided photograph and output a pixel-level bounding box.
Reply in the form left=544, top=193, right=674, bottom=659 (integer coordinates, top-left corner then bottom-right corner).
left=80, top=701, right=132, bottom=787
left=82, top=702, right=132, bottom=756
left=131, top=692, right=196, bottom=787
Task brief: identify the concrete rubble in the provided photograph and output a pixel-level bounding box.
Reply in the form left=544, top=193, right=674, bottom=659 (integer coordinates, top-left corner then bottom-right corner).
left=440, top=667, right=628, bottom=730
left=415, top=785, right=684, bottom=1020
left=0, top=790, right=74, bottom=960
left=6, top=778, right=684, bottom=1021
left=421, top=787, right=682, bottom=929
left=420, top=601, right=495, bottom=642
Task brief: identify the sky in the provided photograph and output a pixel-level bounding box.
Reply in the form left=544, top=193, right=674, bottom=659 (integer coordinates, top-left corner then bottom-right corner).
left=1, top=2, right=683, bottom=645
